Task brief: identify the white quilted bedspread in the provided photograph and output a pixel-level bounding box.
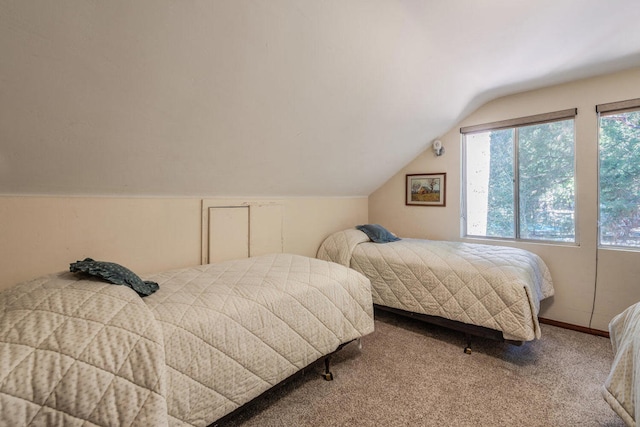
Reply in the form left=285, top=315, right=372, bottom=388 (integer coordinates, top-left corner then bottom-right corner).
left=318, top=229, right=554, bottom=342
left=0, top=273, right=168, bottom=427
left=603, top=302, right=640, bottom=427
left=0, top=254, right=374, bottom=426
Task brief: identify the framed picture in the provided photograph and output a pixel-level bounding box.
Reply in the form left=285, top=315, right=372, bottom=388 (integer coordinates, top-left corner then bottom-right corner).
left=406, top=173, right=446, bottom=206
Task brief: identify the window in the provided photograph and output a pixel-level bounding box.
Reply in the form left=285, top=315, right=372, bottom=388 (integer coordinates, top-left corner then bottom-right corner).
left=461, top=109, right=576, bottom=242
left=597, top=98, right=640, bottom=248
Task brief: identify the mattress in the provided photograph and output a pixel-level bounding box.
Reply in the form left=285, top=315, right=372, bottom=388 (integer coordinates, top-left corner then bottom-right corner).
left=318, top=229, right=554, bottom=342
left=0, top=253, right=374, bottom=426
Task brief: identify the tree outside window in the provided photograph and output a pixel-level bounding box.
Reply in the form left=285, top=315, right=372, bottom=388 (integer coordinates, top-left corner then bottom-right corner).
left=599, top=110, right=640, bottom=248
left=463, top=117, right=575, bottom=243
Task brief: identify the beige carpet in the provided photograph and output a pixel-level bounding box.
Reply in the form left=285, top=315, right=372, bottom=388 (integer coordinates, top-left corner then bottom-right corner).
left=217, top=310, right=625, bottom=427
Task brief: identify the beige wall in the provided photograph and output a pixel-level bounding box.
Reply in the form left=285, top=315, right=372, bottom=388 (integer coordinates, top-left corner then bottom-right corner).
left=370, top=67, right=640, bottom=331
left=0, top=196, right=367, bottom=292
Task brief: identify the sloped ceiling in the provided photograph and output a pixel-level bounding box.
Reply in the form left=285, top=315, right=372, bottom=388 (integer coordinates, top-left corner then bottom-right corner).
left=2, top=1, right=640, bottom=197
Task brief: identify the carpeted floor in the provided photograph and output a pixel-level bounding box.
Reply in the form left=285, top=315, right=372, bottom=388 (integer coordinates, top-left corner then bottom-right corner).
left=217, top=310, right=625, bottom=427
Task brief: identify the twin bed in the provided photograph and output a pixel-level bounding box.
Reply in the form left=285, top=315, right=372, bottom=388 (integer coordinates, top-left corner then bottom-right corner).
left=603, top=301, right=640, bottom=427
left=317, top=227, right=554, bottom=345
left=0, top=254, right=374, bottom=426
left=1, top=226, right=557, bottom=425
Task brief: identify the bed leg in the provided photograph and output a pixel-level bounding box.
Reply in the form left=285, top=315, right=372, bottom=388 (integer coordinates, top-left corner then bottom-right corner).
left=322, top=356, right=334, bottom=381
left=464, top=334, right=472, bottom=354
left=356, top=337, right=362, bottom=350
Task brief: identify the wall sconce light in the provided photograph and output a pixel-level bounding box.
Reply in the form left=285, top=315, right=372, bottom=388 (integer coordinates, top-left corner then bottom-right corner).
left=433, top=140, right=444, bottom=156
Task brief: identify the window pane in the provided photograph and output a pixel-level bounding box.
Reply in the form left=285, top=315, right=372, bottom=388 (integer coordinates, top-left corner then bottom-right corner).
left=599, top=110, right=640, bottom=247
left=465, top=129, right=514, bottom=238
left=463, top=117, right=575, bottom=242
left=518, top=121, right=575, bottom=242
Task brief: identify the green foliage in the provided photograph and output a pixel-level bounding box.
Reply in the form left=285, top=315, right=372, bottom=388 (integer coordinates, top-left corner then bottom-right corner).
left=518, top=121, right=575, bottom=240
left=599, top=111, right=640, bottom=246
left=486, top=129, right=514, bottom=237
left=485, top=120, right=575, bottom=241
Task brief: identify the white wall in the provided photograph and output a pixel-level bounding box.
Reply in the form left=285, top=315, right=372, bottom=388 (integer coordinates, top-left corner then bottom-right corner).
left=370, top=67, right=640, bottom=331
left=0, top=0, right=470, bottom=198
left=0, top=196, right=367, bottom=292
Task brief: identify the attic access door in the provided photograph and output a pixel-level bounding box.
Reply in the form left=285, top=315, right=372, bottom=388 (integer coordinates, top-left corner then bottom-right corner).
left=208, top=206, right=250, bottom=263
left=202, top=202, right=284, bottom=264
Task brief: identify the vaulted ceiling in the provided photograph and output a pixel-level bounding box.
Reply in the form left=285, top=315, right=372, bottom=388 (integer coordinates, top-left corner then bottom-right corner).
left=2, top=1, right=640, bottom=197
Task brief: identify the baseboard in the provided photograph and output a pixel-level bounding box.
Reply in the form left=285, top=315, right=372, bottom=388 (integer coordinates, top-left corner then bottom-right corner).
left=539, top=317, right=609, bottom=338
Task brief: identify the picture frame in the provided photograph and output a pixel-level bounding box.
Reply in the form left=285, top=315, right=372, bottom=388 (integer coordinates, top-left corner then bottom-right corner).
left=406, top=173, right=446, bottom=206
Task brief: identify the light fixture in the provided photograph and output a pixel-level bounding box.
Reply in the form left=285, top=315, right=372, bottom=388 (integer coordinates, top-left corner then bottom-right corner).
left=433, top=140, right=444, bottom=156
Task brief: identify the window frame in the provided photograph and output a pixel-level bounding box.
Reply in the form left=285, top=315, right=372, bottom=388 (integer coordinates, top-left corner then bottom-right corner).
left=461, top=108, right=578, bottom=244
left=596, top=97, right=640, bottom=250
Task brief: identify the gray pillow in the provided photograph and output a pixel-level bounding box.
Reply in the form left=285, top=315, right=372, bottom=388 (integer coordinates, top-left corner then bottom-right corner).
left=70, top=258, right=159, bottom=297
left=356, top=224, right=401, bottom=243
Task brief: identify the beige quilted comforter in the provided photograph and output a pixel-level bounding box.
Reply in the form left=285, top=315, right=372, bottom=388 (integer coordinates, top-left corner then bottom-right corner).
left=603, top=302, right=640, bottom=427
left=318, top=229, right=554, bottom=342
left=0, top=254, right=374, bottom=426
